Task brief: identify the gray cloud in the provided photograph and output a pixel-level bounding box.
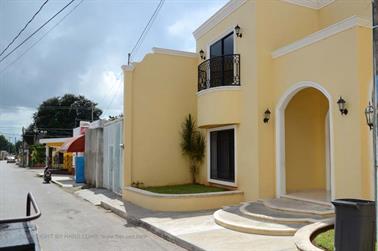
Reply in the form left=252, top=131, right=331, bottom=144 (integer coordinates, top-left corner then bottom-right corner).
left=0, top=0, right=227, bottom=138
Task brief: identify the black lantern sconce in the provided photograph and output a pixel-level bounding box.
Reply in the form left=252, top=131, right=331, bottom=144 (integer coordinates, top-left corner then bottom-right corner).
left=365, top=102, right=374, bottom=130
left=235, top=25, right=242, bottom=38
left=337, top=96, right=348, bottom=115
left=263, top=109, right=271, bottom=123
left=199, top=49, right=206, bottom=60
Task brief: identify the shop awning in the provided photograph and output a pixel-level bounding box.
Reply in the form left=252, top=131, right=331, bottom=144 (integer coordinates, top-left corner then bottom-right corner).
left=59, top=135, right=85, bottom=152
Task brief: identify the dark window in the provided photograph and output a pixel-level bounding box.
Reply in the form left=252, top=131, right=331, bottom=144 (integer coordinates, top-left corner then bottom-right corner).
left=210, top=129, right=235, bottom=183
left=58, top=152, right=64, bottom=165
left=209, top=32, right=234, bottom=87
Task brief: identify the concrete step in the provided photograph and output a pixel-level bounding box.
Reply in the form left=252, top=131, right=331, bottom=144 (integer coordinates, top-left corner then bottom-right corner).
left=240, top=201, right=333, bottom=224
left=263, top=198, right=334, bottom=217
left=213, top=206, right=306, bottom=236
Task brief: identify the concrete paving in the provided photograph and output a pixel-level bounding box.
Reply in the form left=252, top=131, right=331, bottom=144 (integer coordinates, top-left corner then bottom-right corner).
left=74, top=188, right=298, bottom=251
left=0, top=161, right=185, bottom=251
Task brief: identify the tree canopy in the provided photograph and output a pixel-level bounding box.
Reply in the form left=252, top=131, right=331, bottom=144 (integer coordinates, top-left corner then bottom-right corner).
left=0, top=135, right=15, bottom=153
left=23, top=94, right=102, bottom=144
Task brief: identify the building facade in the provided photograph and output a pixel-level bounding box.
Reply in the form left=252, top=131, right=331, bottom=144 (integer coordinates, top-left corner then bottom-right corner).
left=123, top=0, right=373, bottom=204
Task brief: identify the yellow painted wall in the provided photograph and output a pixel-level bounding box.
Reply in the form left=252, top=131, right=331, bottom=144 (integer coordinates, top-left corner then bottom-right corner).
left=357, top=27, right=374, bottom=199
left=124, top=187, right=244, bottom=212
left=273, top=27, right=372, bottom=199
left=195, top=0, right=373, bottom=201
left=255, top=0, right=320, bottom=199
left=319, top=0, right=371, bottom=29
left=197, top=88, right=241, bottom=127
left=285, top=88, right=329, bottom=192
left=123, top=52, right=198, bottom=188
left=196, top=0, right=260, bottom=200
left=121, top=0, right=374, bottom=209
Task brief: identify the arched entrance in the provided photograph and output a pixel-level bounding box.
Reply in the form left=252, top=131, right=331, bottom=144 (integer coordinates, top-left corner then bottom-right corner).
left=275, top=82, right=334, bottom=201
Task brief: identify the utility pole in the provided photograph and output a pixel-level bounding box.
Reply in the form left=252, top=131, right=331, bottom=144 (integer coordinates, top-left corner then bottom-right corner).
left=22, top=127, right=25, bottom=167
left=372, top=0, right=378, bottom=242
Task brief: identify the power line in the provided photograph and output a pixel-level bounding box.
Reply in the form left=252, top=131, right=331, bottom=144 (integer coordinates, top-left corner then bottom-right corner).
left=0, top=0, right=77, bottom=64
left=103, top=0, right=165, bottom=113
left=0, top=0, right=85, bottom=75
left=0, top=0, right=49, bottom=58
left=104, top=74, right=123, bottom=111
left=128, top=0, right=165, bottom=63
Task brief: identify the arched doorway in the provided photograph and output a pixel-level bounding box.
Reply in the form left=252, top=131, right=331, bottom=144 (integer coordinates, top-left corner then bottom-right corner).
left=275, top=82, right=334, bottom=201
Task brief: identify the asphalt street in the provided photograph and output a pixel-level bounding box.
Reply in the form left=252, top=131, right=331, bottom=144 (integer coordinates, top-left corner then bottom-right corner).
left=0, top=161, right=185, bottom=251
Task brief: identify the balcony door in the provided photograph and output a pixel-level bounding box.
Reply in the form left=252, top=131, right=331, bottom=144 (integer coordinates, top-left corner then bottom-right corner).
left=210, top=32, right=234, bottom=87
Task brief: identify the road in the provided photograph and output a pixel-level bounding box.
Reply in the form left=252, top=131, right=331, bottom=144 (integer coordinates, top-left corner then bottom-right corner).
left=0, top=161, right=185, bottom=251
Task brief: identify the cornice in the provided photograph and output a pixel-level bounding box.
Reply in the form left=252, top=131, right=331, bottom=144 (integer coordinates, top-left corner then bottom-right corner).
left=152, top=47, right=197, bottom=58
left=193, top=0, right=247, bottom=40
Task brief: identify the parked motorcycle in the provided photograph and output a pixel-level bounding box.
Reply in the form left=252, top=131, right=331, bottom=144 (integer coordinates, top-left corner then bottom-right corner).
left=43, top=167, right=51, bottom=183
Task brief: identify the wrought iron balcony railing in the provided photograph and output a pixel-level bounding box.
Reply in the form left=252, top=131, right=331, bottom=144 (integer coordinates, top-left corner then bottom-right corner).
left=198, top=54, right=240, bottom=92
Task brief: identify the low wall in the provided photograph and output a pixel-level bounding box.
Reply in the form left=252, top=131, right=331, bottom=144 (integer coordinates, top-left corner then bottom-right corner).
left=124, top=186, right=244, bottom=212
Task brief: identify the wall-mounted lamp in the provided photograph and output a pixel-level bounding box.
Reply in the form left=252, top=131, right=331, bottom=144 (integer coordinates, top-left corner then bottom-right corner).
left=365, top=102, right=374, bottom=130
left=337, top=96, right=348, bottom=115
left=263, top=109, right=271, bottom=123
left=235, top=25, right=242, bottom=38
left=199, top=49, right=206, bottom=60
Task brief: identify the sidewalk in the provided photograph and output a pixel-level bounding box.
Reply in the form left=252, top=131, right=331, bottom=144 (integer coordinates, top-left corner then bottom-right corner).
left=37, top=172, right=84, bottom=189
left=73, top=188, right=297, bottom=251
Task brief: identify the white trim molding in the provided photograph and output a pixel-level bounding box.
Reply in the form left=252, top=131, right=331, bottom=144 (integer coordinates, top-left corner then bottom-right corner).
left=197, top=86, right=241, bottom=97
left=39, top=137, right=71, bottom=144
left=193, top=0, right=247, bottom=40
left=207, top=125, right=238, bottom=187
left=281, top=0, right=335, bottom=9
left=151, top=47, right=197, bottom=58
left=275, top=81, right=335, bottom=200
left=272, top=16, right=371, bottom=59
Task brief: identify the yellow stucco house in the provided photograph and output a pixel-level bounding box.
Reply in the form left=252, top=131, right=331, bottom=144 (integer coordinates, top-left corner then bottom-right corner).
left=122, top=0, right=374, bottom=211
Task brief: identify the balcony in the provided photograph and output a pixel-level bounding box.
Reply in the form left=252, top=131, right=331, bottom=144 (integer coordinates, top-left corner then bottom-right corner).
left=198, top=54, right=240, bottom=92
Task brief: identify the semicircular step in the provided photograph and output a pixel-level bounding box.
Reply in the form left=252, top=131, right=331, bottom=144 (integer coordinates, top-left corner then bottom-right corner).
left=239, top=202, right=333, bottom=224
left=263, top=198, right=334, bottom=217
left=213, top=207, right=306, bottom=236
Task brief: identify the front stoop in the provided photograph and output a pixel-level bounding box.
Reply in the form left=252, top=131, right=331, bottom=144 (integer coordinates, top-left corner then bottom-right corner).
left=213, top=198, right=334, bottom=236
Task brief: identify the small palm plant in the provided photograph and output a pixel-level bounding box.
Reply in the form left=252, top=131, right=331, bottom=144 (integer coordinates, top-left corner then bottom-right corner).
left=180, top=114, right=205, bottom=184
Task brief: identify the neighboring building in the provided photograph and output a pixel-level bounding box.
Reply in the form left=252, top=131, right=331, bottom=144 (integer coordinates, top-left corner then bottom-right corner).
left=84, top=120, right=104, bottom=187
left=123, top=0, right=373, bottom=206
left=82, top=118, right=124, bottom=193
left=0, top=151, right=8, bottom=160
left=39, top=138, right=73, bottom=171
left=103, top=118, right=124, bottom=195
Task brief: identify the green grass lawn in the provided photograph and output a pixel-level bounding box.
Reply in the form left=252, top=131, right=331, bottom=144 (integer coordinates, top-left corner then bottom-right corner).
left=142, top=184, right=228, bottom=194
left=313, top=229, right=334, bottom=251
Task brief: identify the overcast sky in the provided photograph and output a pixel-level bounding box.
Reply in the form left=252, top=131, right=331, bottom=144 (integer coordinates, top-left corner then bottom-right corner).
left=0, top=0, right=227, bottom=141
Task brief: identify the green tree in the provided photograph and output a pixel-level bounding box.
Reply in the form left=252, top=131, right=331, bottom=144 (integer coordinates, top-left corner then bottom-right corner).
left=0, top=135, right=15, bottom=153
left=23, top=94, right=102, bottom=144
left=30, top=144, right=46, bottom=165
left=180, top=114, right=205, bottom=184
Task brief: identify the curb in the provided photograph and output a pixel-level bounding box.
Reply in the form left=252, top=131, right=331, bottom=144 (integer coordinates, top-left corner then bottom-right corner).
left=100, top=201, right=206, bottom=251
left=294, top=219, right=334, bottom=251
left=51, top=179, right=69, bottom=188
